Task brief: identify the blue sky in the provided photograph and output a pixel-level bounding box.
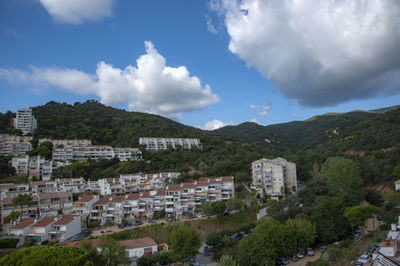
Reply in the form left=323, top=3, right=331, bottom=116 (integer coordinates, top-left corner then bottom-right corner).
left=1, top=0, right=400, bottom=130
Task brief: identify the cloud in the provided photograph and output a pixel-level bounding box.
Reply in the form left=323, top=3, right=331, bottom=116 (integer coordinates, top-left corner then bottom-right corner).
left=0, top=26, right=23, bottom=38
left=39, top=0, right=115, bottom=24
left=293, top=113, right=299, bottom=118
left=215, top=0, right=400, bottom=107
left=0, top=41, right=219, bottom=119
left=249, top=118, right=261, bottom=125
left=249, top=101, right=271, bottom=115
left=205, top=15, right=218, bottom=34
left=201, top=119, right=234, bottom=130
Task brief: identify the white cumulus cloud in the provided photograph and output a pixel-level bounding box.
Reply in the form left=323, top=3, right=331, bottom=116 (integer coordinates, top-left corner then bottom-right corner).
left=201, top=119, right=235, bottom=130
left=215, top=0, right=400, bottom=107
left=39, top=0, right=115, bottom=24
left=205, top=15, right=218, bottom=34
left=0, top=41, right=219, bottom=119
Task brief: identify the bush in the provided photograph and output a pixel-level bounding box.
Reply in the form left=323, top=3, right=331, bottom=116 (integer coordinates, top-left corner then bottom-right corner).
left=88, top=221, right=100, bottom=228
left=0, top=238, right=18, bottom=249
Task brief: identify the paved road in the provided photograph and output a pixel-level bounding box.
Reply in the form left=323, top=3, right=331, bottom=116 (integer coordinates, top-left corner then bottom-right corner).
left=243, top=184, right=253, bottom=207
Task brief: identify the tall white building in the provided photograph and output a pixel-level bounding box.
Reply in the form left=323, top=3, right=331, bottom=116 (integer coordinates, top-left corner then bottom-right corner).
left=13, top=108, right=37, bottom=135
left=251, top=158, right=297, bottom=200
left=139, top=137, right=201, bottom=151
left=0, top=134, right=32, bottom=155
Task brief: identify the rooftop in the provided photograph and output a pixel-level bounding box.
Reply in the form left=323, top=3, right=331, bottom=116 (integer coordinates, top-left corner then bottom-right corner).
left=119, top=237, right=157, bottom=249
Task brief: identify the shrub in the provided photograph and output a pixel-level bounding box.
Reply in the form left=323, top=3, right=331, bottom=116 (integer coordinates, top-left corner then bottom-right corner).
left=88, top=221, right=100, bottom=228
left=0, top=238, right=18, bottom=249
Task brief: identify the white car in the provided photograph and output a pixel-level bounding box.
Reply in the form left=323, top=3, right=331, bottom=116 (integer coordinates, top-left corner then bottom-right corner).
left=358, top=254, right=371, bottom=263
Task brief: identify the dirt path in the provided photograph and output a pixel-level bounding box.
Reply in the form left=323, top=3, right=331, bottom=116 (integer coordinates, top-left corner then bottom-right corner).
left=287, top=250, right=322, bottom=266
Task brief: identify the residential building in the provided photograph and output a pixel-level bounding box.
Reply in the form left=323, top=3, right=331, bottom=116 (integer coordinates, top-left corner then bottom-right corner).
left=0, top=183, right=30, bottom=199
left=38, top=138, right=91, bottom=147
left=52, top=145, right=142, bottom=162
left=73, top=195, right=99, bottom=215
left=139, top=137, right=201, bottom=151
left=0, top=134, right=32, bottom=155
left=48, top=214, right=82, bottom=242
left=120, top=237, right=158, bottom=260
left=251, top=158, right=297, bottom=200
left=30, top=181, right=58, bottom=194
left=11, top=155, right=68, bottom=181
left=90, top=197, right=111, bottom=226
left=395, top=180, right=400, bottom=191
left=38, top=192, right=73, bottom=217
left=27, top=216, right=58, bottom=242
left=8, top=218, right=36, bottom=237
left=56, top=177, right=86, bottom=193
left=13, top=108, right=37, bottom=135
left=1, top=195, right=39, bottom=223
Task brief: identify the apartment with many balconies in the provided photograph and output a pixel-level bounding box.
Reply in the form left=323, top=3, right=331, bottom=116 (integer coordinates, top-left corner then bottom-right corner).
left=251, top=158, right=297, bottom=200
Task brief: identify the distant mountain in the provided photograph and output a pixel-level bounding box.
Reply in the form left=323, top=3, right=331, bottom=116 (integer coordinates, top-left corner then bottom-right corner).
left=0, top=101, right=211, bottom=147
left=211, top=109, right=385, bottom=151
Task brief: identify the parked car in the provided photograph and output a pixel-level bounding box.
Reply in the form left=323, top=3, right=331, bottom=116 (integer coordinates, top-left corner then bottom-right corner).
left=147, top=218, right=156, bottom=223
left=353, top=263, right=363, bottom=266
left=307, top=248, right=314, bottom=256
left=281, top=258, right=289, bottom=264
left=235, top=233, right=243, bottom=240
left=190, top=258, right=199, bottom=266
left=197, top=213, right=204, bottom=218
left=319, top=245, right=327, bottom=251
left=291, top=254, right=299, bottom=261
left=380, top=220, right=386, bottom=225
left=134, top=220, right=143, bottom=225
left=167, top=217, right=176, bottom=222
left=375, top=242, right=381, bottom=249
left=203, top=246, right=210, bottom=256
left=297, top=252, right=304, bottom=258
left=377, top=215, right=383, bottom=221
left=358, top=254, right=371, bottom=263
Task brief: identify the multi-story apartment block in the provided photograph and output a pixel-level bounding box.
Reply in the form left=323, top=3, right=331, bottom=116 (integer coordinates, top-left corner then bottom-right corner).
left=52, top=145, right=142, bottom=162
left=11, top=155, right=67, bottom=181
left=30, top=181, right=58, bottom=194
left=13, top=108, right=37, bottom=135
left=48, top=214, right=82, bottom=242
left=38, top=192, right=73, bottom=217
left=0, top=134, right=32, bottom=155
left=139, top=137, right=201, bottom=151
left=38, top=138, right=91, bottom=147
left=0, top=183, right=30, bottom=199
left=56, top=177, right=86, bottom=194
left=73, top=195, right=99, bottom=215
left=1, top=195, right=40, bottom=223
left=251, top=158, right=297, bottom=200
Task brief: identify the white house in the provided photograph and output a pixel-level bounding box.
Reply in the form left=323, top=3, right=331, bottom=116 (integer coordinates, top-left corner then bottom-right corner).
left=120, top=237, right=158, bottom=260
left=27, top=216, right=58, bottom=242
left=379, top=240, right=398, bottom=257
left=48, top=214, right=82, bottom=242
left=8, top=218, right=36, bottom=237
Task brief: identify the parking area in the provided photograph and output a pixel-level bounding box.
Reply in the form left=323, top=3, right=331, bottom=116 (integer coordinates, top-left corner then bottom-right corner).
left=287, top=250, right=321, bottom=266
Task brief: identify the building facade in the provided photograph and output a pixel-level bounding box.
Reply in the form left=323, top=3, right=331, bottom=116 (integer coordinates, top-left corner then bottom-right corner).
left=139, top=137, right=201, bottom=151
left=251, top=158, right=297, bottom=200
left=13, top=108, right=37, bottom=135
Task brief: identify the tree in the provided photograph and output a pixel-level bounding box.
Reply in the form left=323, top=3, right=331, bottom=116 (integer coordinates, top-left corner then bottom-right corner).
left=322, top=157, right=363, bottom=201
left=227, top=195, right=244, bottom=210
left=218, top=255, right=236, bottom=266
left=211, top=201, right=227, bottom=217
left=344, top=205, right=380, bottom=227
left=167, top=224, right=201, bottom=262
left=311, top=196, right=352, bottom=243
left=5, top=211, right=20, bottom=224
left=393, top=165, right=400, bottom=178
left=80, top=240, right=102, bottom=265
left=98, top=238, right=129, bottom=266
left=200, top=201, right=212, bottom=215
left=0, top=246, right=91, bottom=265
left=12, top=194, right=34, bottom=221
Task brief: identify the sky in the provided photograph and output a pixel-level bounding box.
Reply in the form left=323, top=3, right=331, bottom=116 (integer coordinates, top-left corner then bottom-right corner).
left=1, top=0, right=400, bottom=130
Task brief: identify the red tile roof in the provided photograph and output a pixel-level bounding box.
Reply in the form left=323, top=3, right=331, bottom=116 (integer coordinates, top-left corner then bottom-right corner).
left=182, top=182, right=195, bottom=189
left=93, top=197, right=110, bottom=206
left=39, top=192, right=72, bottom=199
left=140, top=191, right=153, bottom=198
left=154, top=190, right=166, bottom=196
left=32, top=216, right=58, bottom=227
left=53, top=215, right=79, bottom=226
left=166, top=184, right=181, bottom=191
left=221, top=176, right=234, bottom=182
left=381, top=240, right=396, bottom=247
left=76, top=195, right=95, bottom=203
left=110, top=195, right=126, bottom=203
left=9, top=218, right=36, bottom=230
left=67, top=238, right=101, bottom=248
left=119, top=237, right=157, bottom=249
left=395, top=180, right=400, bottom=185
left=126, top=193, right=140, bottom=200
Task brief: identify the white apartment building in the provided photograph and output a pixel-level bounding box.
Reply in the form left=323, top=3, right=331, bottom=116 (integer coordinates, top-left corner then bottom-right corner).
left=139, top=137, right=201, bottom=151
left=52, top=145, right=142, bottom=162
left=0, top=134, right=32, bottom=155
left=38, top=192, right=73, bottom=217
left=251, top=158, right=297, bottom=200
left=120, top=237, right=158, bottom=260
left=48, top=214, right=82, bottom=242
left=11, top=155, right=67, bottom=181
left=13, top=108, right=37, bottom=135
left=56, top=177, right=86, bottom=193
left=73, top=195, right=99, bottom=215
left=30, top=181, right=58, bottom=194
left=38, top=138, right=91, bottom=147
left=0, top=183, right=30, bottom=199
